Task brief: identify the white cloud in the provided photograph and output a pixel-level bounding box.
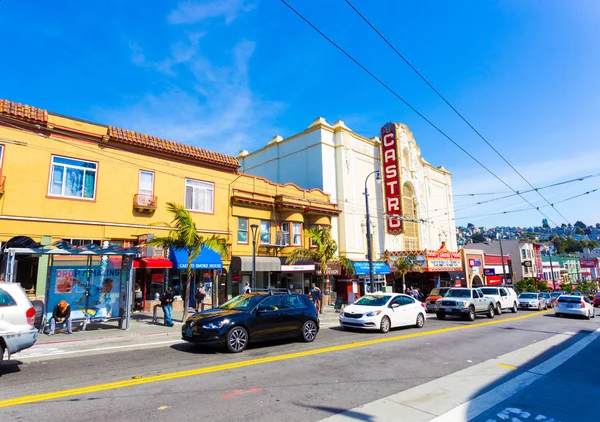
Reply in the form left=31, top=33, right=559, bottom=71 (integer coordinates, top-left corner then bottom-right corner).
left=168, top=0, right=255, bottom=25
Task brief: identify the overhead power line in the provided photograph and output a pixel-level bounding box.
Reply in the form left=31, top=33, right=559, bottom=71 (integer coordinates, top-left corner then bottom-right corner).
left=280, top=0, right=559, bottom=227
left=343, top=0, right=571, bottom=226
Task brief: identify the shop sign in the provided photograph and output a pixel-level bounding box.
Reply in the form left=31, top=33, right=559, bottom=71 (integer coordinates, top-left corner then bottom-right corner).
left=426, top=250, right=462, bottom=272
left=468, top=258, right=482, bottom=267
left=380, top=123, right=402, bottom=235
left=580, top=259, right=598, bottom=268
left=151, top=273, right=164, bottom=284
left=281, top=264, right=315, bottom=272
left=315, top=263, right=341, bottom=276
left=472, top=267, right=479, bottom=274
left=484, top=268, right=496, bottom=276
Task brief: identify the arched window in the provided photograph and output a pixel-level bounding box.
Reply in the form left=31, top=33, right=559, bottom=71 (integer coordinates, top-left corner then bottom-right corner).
left=402, top=183, right=419, bottom=250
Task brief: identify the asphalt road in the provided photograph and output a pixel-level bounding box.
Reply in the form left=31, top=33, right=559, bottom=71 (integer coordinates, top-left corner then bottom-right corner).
left=1, top=310, right=598, bottom=422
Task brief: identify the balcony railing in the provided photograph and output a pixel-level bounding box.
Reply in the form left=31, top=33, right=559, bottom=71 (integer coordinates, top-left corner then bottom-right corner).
left=133, top=193, right=157, bottom=212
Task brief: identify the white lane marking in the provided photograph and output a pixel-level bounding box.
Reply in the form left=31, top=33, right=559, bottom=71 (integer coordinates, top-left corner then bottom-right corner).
left=431, top=328, right=600, bottom=422
left=17, top=339, right=184, bottom=360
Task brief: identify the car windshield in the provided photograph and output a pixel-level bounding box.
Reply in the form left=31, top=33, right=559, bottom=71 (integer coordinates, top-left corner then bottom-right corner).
left=354, top=295, right=390, bottom=307
left=551, top=292, right=562, bottom=298
left=519, top=293, right=537, bottom=299
left=446, top=289, right=471, bottom=298
left=220, top=294, right=265, bottom=311
left=429, top=288, right=450, bottom=296
left=480, top=288, right=499, bottom=295
left=540, top=293, right=550, bottom=298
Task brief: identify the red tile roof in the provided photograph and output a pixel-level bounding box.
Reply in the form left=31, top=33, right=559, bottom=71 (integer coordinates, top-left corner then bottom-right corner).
left=108, top=126, right=239, bottom=169
left=0, top=99, right=48, bottom=125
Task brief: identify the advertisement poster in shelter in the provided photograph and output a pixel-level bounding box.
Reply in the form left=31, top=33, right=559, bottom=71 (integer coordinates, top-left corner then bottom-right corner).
left=47, top=256, right=125, bottom=321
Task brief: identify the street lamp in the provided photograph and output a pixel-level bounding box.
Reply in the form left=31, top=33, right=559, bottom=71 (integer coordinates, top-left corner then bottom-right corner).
left=365, top=169, right=382, bottom=294
left=544, top=244, right=557, bottom=290
left=497, top=233, right=508, bottom=285
left=250, top=224, right=259, bottom=291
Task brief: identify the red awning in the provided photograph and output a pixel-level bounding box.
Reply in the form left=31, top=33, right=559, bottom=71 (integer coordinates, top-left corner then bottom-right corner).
left=133, top=258, right=173, bottom=269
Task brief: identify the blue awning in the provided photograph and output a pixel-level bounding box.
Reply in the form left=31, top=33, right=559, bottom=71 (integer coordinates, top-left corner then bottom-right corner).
left=169, top=247, right=223, bottom=270
left=352, top=261, right=392, bottom=275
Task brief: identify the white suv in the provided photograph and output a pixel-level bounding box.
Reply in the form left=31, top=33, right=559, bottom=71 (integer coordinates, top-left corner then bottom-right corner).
left=480, top=286, right=518, bottom=315
left=1, top=283, right=38, bottom=364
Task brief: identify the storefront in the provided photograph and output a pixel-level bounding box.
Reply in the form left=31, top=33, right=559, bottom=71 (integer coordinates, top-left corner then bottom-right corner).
left=230, top=256, right=281, bottom=296
left=464, top=250, right=485, bottom=287
left=132, top=257, right=172, bottom=311
left=334, top=261, right=392, bottom=301
left=280, top=258, right=315, bottom=295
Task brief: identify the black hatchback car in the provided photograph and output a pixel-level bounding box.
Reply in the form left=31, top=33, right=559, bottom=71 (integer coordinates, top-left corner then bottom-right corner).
left=182, top=292, right=319, bottom=353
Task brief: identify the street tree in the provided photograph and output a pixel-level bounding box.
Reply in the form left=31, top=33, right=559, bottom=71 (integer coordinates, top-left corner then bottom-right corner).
left=561, top=282, right=574, bottom=294
left=383, top=251, right=423, bottom=292
left=145, top=202, right=228, bottom=322
left=286, top=227, right=353, bottom=309
left=537, top=280, right=551, bottom=292
left=516, top=278, right=536, bottom=293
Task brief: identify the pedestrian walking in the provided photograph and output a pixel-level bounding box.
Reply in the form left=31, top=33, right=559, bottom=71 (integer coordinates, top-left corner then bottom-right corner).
left=134, top=284, right=143, bottom=312
left=195, top=284, right=207, bottom=312
left=243, top=282, right=251, bottom=294
left=49, top=300, right=73, bottom=336
left=161, top=287, right=174, bottom=327
left=310, top=283, right=322, bottom=313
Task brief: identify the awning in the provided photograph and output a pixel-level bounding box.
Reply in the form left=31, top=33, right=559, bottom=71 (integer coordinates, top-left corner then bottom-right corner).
left=133, top=258, right=173, bottom=269
left=169, top=247, right=223, bottom=270
left=280, top=257, right=315, bottom=272
left=352, top=261, right=392, bottom=275
left=231, top=256, right=281, bottom=273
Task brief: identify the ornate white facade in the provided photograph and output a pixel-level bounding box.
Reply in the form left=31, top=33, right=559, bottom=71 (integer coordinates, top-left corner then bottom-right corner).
left=237, top=118, right=458, bottom=261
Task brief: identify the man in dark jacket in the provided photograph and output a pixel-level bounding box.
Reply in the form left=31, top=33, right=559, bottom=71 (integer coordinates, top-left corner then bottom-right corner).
left=161, top=287, right=174, bottom=327
left=49, top=300, right=72, bottom=335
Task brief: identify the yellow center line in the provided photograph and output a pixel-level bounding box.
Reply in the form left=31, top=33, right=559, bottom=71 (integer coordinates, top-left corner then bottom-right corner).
left=0, top=310, right=551, bottom=408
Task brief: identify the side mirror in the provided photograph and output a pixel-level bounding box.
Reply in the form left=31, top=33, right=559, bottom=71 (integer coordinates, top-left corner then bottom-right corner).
left=390, top=303, right=400, bottom=309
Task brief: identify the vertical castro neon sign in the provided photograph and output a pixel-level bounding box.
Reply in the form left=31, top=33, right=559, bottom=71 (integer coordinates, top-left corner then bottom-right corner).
left=381, top=123, right=402, bottom=235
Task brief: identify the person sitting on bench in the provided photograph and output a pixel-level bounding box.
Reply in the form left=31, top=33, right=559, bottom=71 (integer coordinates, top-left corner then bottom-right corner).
left=49, top=300, right=72, bottom=336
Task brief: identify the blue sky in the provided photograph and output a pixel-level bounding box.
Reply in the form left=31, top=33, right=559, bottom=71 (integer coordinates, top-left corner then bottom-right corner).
left=2, top=0, right=600, bottom=228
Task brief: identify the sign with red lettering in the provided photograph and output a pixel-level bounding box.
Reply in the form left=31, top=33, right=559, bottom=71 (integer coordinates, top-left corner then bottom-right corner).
left=426, top=250, right=463, bottom=272
left=580, top=258, right=598, bottom=268
left=380, top=123, right=402, bottom=235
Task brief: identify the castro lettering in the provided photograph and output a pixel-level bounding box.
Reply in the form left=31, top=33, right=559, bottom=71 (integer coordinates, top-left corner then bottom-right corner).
left=380, top=123, right=402, bottom=234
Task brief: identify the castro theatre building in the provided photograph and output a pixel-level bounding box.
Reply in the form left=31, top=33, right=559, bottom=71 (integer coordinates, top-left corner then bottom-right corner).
left=238, top=118, right=459, bottom=299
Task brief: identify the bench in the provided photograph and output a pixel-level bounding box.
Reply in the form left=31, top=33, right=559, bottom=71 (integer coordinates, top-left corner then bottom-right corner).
left=41, top=310, right=88, bottom=334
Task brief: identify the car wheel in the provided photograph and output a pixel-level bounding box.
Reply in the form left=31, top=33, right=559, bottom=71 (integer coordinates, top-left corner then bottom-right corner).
left=487, top=305, right=495, bottom=319
left=468, top=307, right=476, bottom=321
left=495, top=302, right=502, bottom=315
left=436, top=312, right=446, bottom=320
left=379, top=316, right=391, bottom=334
left=415, top=313, right=425, bottom=328
left=226, top=326, right=248, bottom=353
left=302, top=320, right=318, bottom=342
left=511, top=302, right=517, bottom=313
left=538, top=304, right=542, bottom=311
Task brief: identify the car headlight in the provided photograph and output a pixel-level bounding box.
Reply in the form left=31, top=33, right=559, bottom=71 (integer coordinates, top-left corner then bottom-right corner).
left=202, top=319, right=229, bottom=329
left=365, top=310, right=382, bottom=317
left=455, top=301, right=466, bottom=307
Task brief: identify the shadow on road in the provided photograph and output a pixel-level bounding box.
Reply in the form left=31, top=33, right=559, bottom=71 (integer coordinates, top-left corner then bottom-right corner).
left=295, top=403, right=374, bottom=421
left=0, top=359, right=23, bottom=376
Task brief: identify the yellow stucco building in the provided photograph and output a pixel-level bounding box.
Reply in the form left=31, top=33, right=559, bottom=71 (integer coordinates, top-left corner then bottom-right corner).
left=0, top=99, right=340, bottom=305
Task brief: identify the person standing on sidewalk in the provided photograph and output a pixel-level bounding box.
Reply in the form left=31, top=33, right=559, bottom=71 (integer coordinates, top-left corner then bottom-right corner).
left=161, top=287, right=174, bottom=327
left=195, top=284, right=206, bottom=312
left=49, top=300, right=72, bottom=336
left=310, top=283, right=321, bottom=313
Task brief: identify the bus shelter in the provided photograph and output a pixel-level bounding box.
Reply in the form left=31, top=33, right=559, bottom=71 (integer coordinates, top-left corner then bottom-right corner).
left=5, top=242, right=139, bottom=330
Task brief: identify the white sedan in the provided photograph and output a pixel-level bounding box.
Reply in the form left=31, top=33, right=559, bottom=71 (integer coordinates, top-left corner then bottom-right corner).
left=555, top=295, right=596, bottom=319
left=339, top=293, right=426, bottom=333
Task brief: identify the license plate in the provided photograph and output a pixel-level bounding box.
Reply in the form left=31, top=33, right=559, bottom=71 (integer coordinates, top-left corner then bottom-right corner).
left=186, top=328, right=193, bottom=337
left=445, top=308, right=454, bottom=312
left=567, top=304, right=573, bottom=308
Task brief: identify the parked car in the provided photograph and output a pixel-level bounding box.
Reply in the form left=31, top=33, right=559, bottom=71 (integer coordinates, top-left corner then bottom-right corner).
left=518, top=293, right=548, bottom=310
left=435, top=288, right=495, bottom=321
left=181, top=292, right=319, bottom=353
left=539, top=292, right=554, bottom=308
left=0, top=283, right=38, bottom=364
left=340, top=293, right=426, bottom=333
left=594, top=293, right=600, bottom=308
left=555, top=295, right=596, bottom=319
left=424, top=288, right=451, bottom=313
left=480, top=286, right=518, bottom=314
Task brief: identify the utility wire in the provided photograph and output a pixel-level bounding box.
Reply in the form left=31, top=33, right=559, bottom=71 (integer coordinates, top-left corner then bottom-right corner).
left=343, top=0, right=571, bottom=226
left=280, top=0, right=559, bottom=227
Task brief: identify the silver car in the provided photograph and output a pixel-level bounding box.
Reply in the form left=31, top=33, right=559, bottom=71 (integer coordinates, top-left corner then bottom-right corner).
left=518, top=292, right=548, bottom=311
left=1, top=283, right=38, bottom=363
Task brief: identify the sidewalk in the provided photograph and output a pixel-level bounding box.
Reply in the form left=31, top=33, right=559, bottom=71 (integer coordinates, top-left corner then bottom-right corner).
left=35, top=305, right=341, bottom=346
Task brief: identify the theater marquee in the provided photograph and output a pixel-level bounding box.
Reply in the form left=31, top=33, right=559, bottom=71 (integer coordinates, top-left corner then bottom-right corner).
left=380, top=123, right=402, bottom=235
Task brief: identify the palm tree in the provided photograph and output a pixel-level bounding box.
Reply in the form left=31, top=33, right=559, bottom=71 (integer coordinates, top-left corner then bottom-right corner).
left=383, top=250, right=423, bottom=293
left=145, top=202, right=228, bottom=322
left=286, top=227, right=353, bottom=312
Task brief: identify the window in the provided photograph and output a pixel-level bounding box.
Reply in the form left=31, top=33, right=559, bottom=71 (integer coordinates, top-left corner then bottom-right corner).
left=260, top=221, right=270, bottom=244
left=292, top=223, right=302, bottom=246
left=281, top=222, right=290, bottom=245
left=0, top=289, right=16, bottom=307
left=49, top=156, right=97, bottom=199
left=283, top=295, right=306, bottom=309
left=257, top=295, right=282, bottom=312
left=185, top=179, right=214, bottom=213
left=521, top=249, right=527, bottom=259
left=472, top=290, right=477, bottom=299
left=237, top=218, right=248, bottom=244
left=402, top=183, right=419, bottom=250
left=0, top=144, right=4, bottom=173
left=401, top=296, right=415, bottom=306
left=138, top=170, right=154, bottom=196
left=62, top=239, right=102, bottom=247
